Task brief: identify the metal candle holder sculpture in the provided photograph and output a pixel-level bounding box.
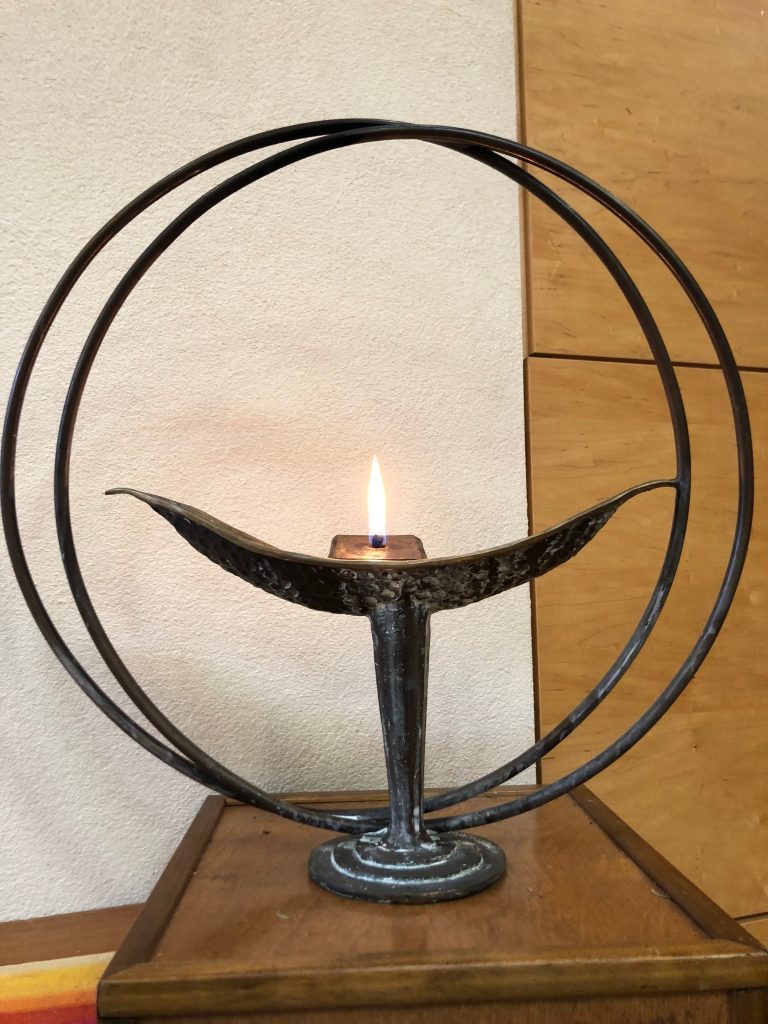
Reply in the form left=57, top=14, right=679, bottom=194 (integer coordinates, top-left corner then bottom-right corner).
left=1, top=120, right=753, bottom=903
left=106, top=478, right=669, bottom=901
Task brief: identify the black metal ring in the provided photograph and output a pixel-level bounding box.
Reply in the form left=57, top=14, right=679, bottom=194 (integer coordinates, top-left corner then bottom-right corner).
left=2, top=120, right=752, bottom=835
left=52, top=126, right=689, bottom=829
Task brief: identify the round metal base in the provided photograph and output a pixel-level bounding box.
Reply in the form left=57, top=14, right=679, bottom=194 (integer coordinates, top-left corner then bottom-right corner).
left=308, top=829, right=506, bottom=904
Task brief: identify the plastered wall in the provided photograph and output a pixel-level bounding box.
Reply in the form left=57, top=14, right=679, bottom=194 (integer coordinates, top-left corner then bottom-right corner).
left=0, top=0, right=531, bottom=920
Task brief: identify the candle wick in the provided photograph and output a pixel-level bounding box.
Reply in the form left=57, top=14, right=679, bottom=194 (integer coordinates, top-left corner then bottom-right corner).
left=370, top=535, right=386, bottom=549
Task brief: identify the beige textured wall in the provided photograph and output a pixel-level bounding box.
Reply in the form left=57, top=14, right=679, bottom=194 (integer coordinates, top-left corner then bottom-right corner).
left=0, top=0, right=530, bottom=920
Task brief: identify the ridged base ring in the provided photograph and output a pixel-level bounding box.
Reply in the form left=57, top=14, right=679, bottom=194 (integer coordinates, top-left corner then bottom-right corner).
left=308, top=829, right=506, bottom=904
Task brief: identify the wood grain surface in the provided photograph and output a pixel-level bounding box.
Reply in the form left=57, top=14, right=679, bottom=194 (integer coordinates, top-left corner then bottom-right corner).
left=570, top=788, right=762, bottom=949
left=743, top=916, right=768, bottom=949
left=149, top=793, right=705, bottom=965
left=0, top=903, right=141, bottom=968
left=135, top=992, right=732, bottom=1024
left=517, top=0, right=767, bottom=366
left=527, top=357, right=766, bottom=918
left=99, top=789, right=768, bottom=1019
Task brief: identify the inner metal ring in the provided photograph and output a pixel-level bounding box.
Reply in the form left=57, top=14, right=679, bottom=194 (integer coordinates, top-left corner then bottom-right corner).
left=54, top=127, right=688, bottom=827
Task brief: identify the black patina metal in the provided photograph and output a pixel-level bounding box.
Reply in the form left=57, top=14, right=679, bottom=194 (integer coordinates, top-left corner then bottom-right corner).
left=311, top=601, right=506, bottom=902
left=107, top=480, right=672, bottom=900
left=49, top=125, right=693, bottom=831
left=105, top=480, right=672, bottom=616
left=1, top=120, right=753, bottom=902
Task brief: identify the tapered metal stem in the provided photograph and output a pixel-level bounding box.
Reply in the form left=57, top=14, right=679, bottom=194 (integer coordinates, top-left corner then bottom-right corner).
left=368, top=602, right=431, bottom=850
left=309, top=597, right=505, bottom=901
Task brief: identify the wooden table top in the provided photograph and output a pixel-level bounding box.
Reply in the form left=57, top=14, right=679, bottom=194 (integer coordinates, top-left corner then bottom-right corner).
left=99, top=787, right=768, bottom=1019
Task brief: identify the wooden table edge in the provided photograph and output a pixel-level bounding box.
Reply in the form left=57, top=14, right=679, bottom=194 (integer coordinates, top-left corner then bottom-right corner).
left=99, top=941, right=768, bottom=1016
left=570, top=787, right=764, bottom=949
left=101, top=794, right=225, bottom=982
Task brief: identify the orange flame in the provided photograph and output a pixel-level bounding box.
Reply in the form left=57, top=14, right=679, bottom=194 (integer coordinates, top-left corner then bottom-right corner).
left=368, top=455, right=386, bottom=546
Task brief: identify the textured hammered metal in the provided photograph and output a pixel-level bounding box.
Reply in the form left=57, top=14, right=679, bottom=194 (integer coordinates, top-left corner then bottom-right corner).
left=108, top=479, right=674, bottom=615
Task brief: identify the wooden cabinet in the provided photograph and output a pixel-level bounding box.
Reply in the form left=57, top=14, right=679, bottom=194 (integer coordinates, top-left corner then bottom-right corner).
left=518, top=0, right=768, bottom=367
left=527, top=357, right=766, bottom=918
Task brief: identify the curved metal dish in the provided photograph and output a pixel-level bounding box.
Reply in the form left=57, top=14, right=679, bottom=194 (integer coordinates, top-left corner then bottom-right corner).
left=107, top=479, right=675, bottom=615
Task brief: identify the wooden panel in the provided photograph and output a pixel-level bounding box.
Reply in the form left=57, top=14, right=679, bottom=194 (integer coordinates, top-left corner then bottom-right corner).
left=137, top=991, right=732, bottom=1023
left=0, top=903, right=141, bottom=967
left=518, top=0, right=768, bottom=366
left=731, top=989, right=768, bottom=1024
left=527, top=357, right=766, bottom=918
left=99, top=790, right=768, bottom=1019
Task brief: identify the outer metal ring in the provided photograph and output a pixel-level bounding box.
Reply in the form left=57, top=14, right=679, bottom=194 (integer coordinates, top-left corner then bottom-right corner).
left=2, top=120, right=752, bottom=834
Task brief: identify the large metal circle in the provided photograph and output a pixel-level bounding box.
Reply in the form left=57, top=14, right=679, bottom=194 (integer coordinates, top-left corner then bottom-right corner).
left=53, top=128, right=687, bottom=828
left=52, top=127, right=689, bottom=828
left=2, top=120, right=752, bottom=834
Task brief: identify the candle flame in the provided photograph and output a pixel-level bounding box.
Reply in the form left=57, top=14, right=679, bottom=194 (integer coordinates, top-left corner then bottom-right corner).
left=368, top=455, right=386, bottom=547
